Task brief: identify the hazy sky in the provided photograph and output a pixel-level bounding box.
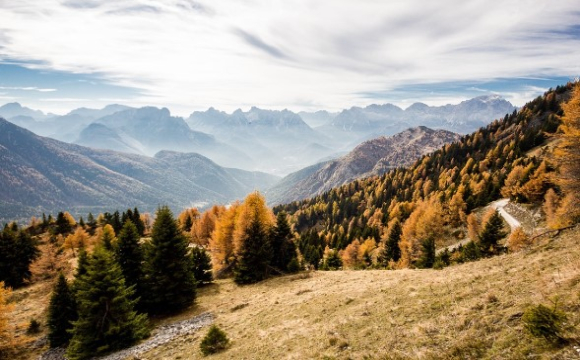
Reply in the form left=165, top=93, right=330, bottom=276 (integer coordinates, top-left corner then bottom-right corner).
left=0, top=0, right=579, bottom=116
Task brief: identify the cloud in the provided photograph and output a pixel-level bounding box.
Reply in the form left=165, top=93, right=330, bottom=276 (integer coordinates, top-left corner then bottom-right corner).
left=0, top=0, right=578, bottom=114
left=0, top=86, right=57, bottom=92
left=234, top=28, right=291, bottom=60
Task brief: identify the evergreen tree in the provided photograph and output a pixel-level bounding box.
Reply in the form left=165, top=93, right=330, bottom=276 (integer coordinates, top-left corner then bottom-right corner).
left=100, top=224, right=116, bottom=251
left=234, top=213, right=273, bottom=284
left=191, top=246, right=212, bottom=286
left=144, top=206, right=196, bottom=314
left=0, top=226, right=40, bottom=288
left=72, top=249, right=90, bottom=295
left=380, top=220, right=402, bottom=265
left=66, top=247, right=148, bottom=360
left=86, top=213, right=97, bottom=235
left=55, top=212, right=73, bottom=235
left=478, top=210, right=508, bottom=255
left=132, top=208, right=145, bottom=236
left=47, top=273, right=77, bottom=348
left=115, top=221, right=145, bottom=308
left=417, top=237, right=436, bottom=268
left=321, top=249, right=342, bottom=270
left=112, top=211, right=122, bottom=235
left=270, top=212, right=298, bottom=272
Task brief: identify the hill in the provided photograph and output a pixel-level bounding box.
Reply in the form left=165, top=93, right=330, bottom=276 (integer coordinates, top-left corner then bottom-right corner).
left=0, top=118, right=279, bottom=222
left=15, top=226, right=580, bottom=359
left=275, top=85, right=567, bottom=258
left=267, top=127, right=461, bottom=205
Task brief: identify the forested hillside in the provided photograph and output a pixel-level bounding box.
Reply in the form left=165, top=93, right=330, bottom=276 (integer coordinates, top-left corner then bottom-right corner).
left=275, top=83, right=574, bottom=269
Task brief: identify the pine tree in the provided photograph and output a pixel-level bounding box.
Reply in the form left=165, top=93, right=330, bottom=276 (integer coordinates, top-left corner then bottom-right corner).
left=417, top=237, right=436, bottom=268
left=100, top=224, right=116, bottom=251
left=0, top=226, right=40, bottom=288
left=270, top=212, right=298, bottom=272
left=132, top=208, right=145, bottom=236
left=144, top=206, right=196, bottom=314
left=382, top=220, right=402, bottom=264
left=115, top=221, right=145, bottom=308
left=47, top=273, right=77, bottom=348
left=478, top=210, right=507, bottom=255
left=55, top=212, right=71, bottom=235
left=191, top=246, right=212, bottom=286
left=66, top=247, right=148, bottom=360
left=234, top=213, right=273, bottom=284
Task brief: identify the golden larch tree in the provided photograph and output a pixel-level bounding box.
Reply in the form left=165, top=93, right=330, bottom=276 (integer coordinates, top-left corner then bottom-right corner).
left=554, top=83, right=580, bottom=224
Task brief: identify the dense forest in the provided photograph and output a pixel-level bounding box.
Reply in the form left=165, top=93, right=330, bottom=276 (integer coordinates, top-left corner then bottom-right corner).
left=273, top=82, right=578, bottom=270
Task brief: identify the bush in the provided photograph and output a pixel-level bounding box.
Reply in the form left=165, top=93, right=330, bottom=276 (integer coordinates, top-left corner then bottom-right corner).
left=522, top=303, right=567, bottom=344
left=200, top=325, right=230, bottom=356
left=26, top=318, right=41, bottom=334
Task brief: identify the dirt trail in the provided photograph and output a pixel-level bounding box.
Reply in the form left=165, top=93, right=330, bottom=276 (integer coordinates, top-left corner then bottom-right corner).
left=491, top=198, right=521, bottom=230
left=38, top=312, right=214, bottom=360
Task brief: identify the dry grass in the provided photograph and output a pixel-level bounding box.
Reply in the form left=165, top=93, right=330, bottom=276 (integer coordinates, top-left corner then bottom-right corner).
left=10, top=228, right=580, bottom=359
left=143, top=228, right=580, bottom=360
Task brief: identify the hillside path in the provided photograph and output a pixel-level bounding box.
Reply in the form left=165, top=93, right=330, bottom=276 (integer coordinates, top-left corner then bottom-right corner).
left=491, top=198, right=521, bottom=230
left=38, top=312, right=214, bottom=360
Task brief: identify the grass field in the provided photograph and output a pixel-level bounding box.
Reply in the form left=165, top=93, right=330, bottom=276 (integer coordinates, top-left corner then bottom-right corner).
left=143, top=228, right=580, bottom=359
left=9, top=227, right=580, bottom=359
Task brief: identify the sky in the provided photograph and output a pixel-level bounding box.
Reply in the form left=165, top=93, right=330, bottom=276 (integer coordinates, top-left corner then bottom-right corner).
left=0, top=0, right=579, bottom=117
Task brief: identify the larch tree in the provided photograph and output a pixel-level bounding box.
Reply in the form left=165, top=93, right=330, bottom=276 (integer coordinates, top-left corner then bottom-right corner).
left=233, top=192, right=275, bottom=284
left=47, top=273, right=77, bottom=348
left=66, top=246, right=148, bottom=360
left=144, top=206, right=196, bottom=314
left=554, top=83, right=580, bottom=224
left=399, top=199, right=443, bottom=268
left=209, top=203, right=239, bottom=275
left=0, top=282, right=14, bottom=353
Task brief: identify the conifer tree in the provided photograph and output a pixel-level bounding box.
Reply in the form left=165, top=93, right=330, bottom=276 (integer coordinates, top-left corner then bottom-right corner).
left=132, top=208, right=145, bottom=236
left=144, top=206, right=196, bottom=314
left=115, top=221, right=145, bottom=307
left=47, top=273, right=77, bottom=348
left=0, top=226, right=40, bottom=288
left=478, top=210, right=507, bottom=255
left=55, top=212, right=73, bottom=235
left=270, top=212, right=298, bottom=272
left=418, top=237, right=436, bottom=268
left=191, top=246, right=212, bottom=286
left=100, top=224, right=116, bottom=251
left=234, top=213, right=273, bottom=284
left=0, top=282, right=14, bottom=353
left=381, top=220, right=402, bottom=264
left=66, top=246, right=148, bottom=360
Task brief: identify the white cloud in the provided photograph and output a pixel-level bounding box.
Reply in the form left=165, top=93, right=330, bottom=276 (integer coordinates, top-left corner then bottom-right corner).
left=0, top=86, right=57, bottom=92
left=0, top=0, right=579, bottom=114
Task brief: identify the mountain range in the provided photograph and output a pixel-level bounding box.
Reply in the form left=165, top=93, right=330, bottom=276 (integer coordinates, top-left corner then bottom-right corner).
left=267, top=127, right=461, bottom=204
left=0, top=95, right=515, bottom=176
left=0, top=118, right=278, bottom=222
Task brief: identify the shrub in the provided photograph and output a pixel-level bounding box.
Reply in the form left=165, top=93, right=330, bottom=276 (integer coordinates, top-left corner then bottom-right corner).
left=522, top=303, right=567, bottom=344
left=200, top=325, right=230, bottom=356
left=26, top=318, right=41, bottom=334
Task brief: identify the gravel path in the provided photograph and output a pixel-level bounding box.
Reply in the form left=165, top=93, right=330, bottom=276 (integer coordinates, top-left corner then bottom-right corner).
left=39, top=312, right=214, bottom=360
left=491, top=198, right=521, bottom=230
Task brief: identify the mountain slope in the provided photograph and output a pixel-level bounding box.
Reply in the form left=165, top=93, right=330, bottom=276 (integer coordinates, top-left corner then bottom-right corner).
left=318, top=95, right=516, bottom=147
left=187, top=107, right=335, bottom=175
left=75, top=106, right=255, bottom=169
left=268, top=127, right=461, bottom=204
left=0, top=118, right=279, bottom=222
left=275, top=84, right=568, bottom=262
